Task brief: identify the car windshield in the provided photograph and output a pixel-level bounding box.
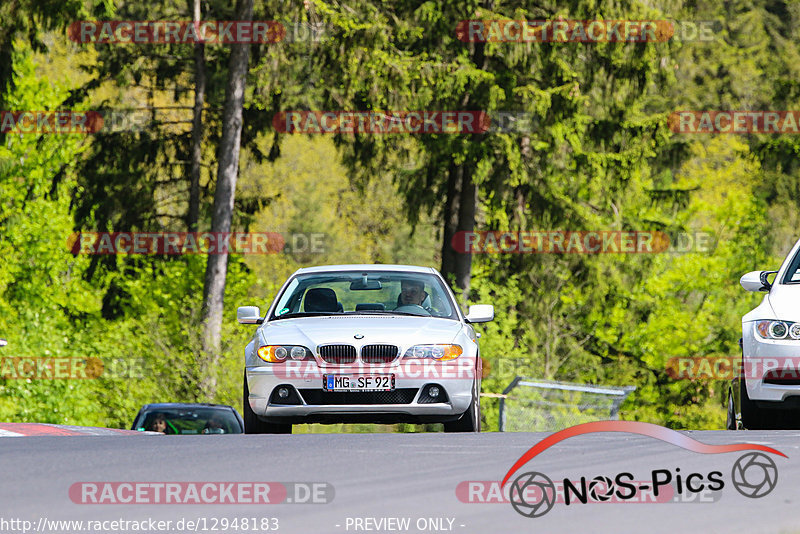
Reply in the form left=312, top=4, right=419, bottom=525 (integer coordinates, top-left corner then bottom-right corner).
left=134, top=407, right=241, bottom=434
left=269, top=271, right=458, bottom=320
left=784, top=249, right=800, bottom=283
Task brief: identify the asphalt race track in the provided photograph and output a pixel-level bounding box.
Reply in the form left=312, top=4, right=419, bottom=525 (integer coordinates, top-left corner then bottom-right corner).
left=0, top=430, right=798, bottom=534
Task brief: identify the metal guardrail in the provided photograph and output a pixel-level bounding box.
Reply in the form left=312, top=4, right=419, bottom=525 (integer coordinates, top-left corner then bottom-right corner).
left=497, top=376, right=636, bottom=432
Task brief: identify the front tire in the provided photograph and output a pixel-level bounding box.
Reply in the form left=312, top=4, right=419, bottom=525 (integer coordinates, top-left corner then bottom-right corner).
left=739, top=379, right=762, bottom=429
left=243, top=372, right=292, bottom=434
left=444, top=382, right=481, bottom=433
left=726, top=389, right=737, bottom=430
left=739, top=379, right=780, bottom=430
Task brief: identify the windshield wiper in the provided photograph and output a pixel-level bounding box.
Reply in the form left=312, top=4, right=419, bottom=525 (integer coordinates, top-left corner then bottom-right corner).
left=271, top=312, right=337, bottom=320
left=337, top=310, right=415, bottom=316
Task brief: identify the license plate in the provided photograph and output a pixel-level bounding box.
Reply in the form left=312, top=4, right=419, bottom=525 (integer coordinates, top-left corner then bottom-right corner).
left=323, top=374, right=395, bottom=392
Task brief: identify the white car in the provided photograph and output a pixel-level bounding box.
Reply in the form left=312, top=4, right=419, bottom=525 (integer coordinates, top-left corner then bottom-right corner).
left=730, top=237, right=800, bottom=429
left=239, top=265, right=494, bottom=434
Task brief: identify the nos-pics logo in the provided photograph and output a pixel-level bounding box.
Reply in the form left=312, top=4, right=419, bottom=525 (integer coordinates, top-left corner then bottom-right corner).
left=502, top=421, right=784, bottom=518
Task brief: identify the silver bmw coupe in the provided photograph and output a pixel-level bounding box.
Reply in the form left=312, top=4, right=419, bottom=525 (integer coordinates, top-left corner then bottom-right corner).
left=238, top=264, right=494, bottom=433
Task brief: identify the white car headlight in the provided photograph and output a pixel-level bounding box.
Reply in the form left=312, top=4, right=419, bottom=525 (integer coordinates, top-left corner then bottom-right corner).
left=257, top=345, right=313, bottom=363
left=290, top=346, right=308, bottom=360
left=756, top=320, right=800, bottom=340
left=403, top=344, right=463, bottom=361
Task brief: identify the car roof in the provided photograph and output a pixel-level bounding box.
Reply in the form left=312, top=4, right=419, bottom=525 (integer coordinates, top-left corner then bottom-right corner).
left=293, top=264, right=438, bottom=275
left=140, top=403, right=235, bottom=411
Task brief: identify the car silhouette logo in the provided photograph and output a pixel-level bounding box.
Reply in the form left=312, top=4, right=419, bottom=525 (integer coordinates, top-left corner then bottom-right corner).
left=354, top=334, right=364, bottom=339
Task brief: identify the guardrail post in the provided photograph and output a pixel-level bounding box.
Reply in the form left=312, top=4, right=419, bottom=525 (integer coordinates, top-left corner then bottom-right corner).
left=498, top=376, right=521, bottom=432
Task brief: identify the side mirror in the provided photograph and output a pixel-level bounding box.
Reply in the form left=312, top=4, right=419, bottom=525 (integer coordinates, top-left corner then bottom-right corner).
left=740, top=271, right=777, bottom=292
left=0, top=339, right=6, bottom=347
left=237, top=306, right=263, bottom=325
left=465, top=304, right=494, bottom=323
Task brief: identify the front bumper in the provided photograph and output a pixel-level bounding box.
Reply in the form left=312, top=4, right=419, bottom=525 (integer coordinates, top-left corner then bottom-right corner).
left=245, top=360, right=475, bottom=424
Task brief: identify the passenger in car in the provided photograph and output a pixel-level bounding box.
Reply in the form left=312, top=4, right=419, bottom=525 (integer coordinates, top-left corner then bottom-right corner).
left=148, top=413, right=168, bottom=433
left=202, top=416, right=226, bottom=434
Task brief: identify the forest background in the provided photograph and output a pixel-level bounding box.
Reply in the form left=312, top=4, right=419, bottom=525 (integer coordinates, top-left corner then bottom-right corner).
left=1, top=0, right=797, bottom=431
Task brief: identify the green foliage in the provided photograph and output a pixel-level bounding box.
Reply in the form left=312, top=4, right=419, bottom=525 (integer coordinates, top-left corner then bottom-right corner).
left=0, top=42, right=104, bottom=424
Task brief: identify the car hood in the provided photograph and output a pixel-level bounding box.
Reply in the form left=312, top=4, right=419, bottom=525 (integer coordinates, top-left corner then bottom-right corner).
left=768, top=285, right=800, bottom=321
left=260, top=316, right=464, bottom=348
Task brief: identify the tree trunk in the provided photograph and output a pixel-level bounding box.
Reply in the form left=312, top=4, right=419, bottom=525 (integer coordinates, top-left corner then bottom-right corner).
left=440, top=163, right=462, bottom=285
left=201, top=0, right=253, bottom=396
left=187, top=0, right=206, bottom=232
left=454, top=165, right=476, bottom=301
left=443, top=40, right=487, bottom=303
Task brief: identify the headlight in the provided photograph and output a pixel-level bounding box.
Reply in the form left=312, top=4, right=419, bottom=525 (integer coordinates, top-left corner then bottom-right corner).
left=257, top=345, right=312, bottom=362
left=755, top=321, right=800, bottom=340
left=403, top=344, right=463, bottom=361
left=791, top=323, right=800, bottom=340
left=770, top=321, right=788, bottom=339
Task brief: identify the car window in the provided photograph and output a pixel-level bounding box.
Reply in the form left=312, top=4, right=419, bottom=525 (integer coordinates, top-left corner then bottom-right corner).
left=135, top=408, right=242, bottom=434
left=782, top=250, right=800, bottom=283
left=270, top=271, right=457, bottom=319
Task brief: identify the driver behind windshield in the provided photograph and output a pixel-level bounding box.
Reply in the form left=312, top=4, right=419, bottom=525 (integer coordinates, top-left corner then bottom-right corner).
left=148, top=413, right=168, bottom=434
left=397, top=280, right=428, bottom=307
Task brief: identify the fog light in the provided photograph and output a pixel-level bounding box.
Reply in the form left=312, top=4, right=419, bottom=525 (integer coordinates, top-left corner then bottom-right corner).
left=278, top=387, right=289, bottom=399
left=428, top=386, right=440, bottom=398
